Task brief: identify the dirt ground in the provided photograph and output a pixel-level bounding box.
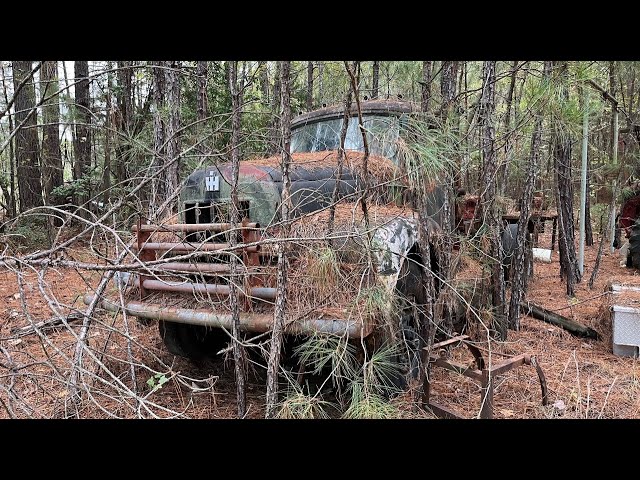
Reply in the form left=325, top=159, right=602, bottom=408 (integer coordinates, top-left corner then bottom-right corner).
left=1, top=224, right=640, bottom=419
left=429, top=227, right=640, bottom=419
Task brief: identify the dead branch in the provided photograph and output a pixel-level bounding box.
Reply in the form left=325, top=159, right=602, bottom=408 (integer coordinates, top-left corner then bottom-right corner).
left=520, top=301, right=600, bottom=339
left=9, top=313, right=84, bottom=338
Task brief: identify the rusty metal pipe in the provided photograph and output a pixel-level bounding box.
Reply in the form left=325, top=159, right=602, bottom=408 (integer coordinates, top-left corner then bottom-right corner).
left=137, top=242, right=260, bottom=253
left=151, top=262, right=245, bottom=274
left=133, top=222, right=259, bottom=233
left=84, top=295, right=373, bottom=338
left=138, top=279, right=277, bottom=301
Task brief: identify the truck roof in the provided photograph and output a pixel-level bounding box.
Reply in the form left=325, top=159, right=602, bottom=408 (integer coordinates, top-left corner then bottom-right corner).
left=291, top=99, right=417, bottom=130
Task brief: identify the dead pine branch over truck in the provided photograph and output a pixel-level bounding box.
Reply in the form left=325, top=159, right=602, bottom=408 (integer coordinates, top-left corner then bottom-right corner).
left=1, top=60, right=640, bottom=419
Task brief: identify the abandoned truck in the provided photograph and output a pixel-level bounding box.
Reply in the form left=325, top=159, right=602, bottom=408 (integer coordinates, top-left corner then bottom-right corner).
left=87, top=99, right=516, bottom=388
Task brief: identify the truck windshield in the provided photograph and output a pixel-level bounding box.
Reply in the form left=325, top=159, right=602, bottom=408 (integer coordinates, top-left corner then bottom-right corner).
left=291, top=115, right=401, bottom=160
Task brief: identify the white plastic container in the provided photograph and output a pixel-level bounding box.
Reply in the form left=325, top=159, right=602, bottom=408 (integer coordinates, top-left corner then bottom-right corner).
left=532, top=248, right=552, bottom=263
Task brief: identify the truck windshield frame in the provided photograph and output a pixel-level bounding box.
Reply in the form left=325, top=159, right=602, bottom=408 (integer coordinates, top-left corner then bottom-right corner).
left=291, top=115, right=401, bottom=161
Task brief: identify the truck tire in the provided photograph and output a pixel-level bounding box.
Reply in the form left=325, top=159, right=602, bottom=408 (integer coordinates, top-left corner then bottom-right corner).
left=627, top=219, right=640, bottom=269
left=158, top=321, right=228, bottom=359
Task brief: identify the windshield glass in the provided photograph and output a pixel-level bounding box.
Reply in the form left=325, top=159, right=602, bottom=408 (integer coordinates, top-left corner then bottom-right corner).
left=291, top=115, right=401, bottom=161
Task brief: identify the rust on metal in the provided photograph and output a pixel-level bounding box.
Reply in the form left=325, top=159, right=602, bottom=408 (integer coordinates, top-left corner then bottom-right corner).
left=135, top=242, right=260, bottom=253
left=151, top=262, right=247, bottom=274
left=136, top=279, right=277, bottom=301
left=133, top=222, right=259, bottom=233
left=530, top=356, right=549, bottom=406
left=423, top=335, right=548, bottom=419
left=137, top=216, right=156, bottom=299
left=84, top=295, right=373, bottom=338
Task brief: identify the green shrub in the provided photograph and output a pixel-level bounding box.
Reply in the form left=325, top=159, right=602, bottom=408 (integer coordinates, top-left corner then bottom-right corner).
left=3, top=216, right=52, bottom=253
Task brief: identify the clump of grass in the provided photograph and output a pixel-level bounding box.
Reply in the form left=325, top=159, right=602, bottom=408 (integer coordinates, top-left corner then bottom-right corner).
left=350, top=284, right=393, bottom=324
left=361, top=343, right=403, bottom=397
left=294, top=333, right=359, bottom=389
left=343, top=382, right=400, bottom=419
left=275, top=389, right=333, bottom=419
left=306, top=246, right=340, bottom=296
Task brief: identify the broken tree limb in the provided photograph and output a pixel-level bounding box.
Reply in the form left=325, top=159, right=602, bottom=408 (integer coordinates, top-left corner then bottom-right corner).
left=520, top=301, right=600, bottom=339
left=9, top=313, right=84, bottom=338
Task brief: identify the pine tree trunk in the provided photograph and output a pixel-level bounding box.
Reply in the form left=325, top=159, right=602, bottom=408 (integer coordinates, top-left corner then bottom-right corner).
left=164, top=61, right=181, bottom=215
left=306, top=61, right=314, bottom=110
left=421, top=61, right=432, bottom=113
left=508, top=61, right=550, bottom=330
left=268, top=62, right=282, bottom=155
left=372, top=61, right=380, bottom=99
left=585, top=156, right=593, bottom=246
left=227, top=60, right=247, bottom=418
left=40, top=61, right=63, bottom=205
left=259, top=61, right=269, bottom=104
left=150, top=61, right=166, bottom=218
left=103, top=63, right=113, bottom=205
left=265, top=60, right=291, bottom=419
left=317, top=61, right=324, bottom=105
left=438, top=61, right=458, bottom=332
left=327, top=63, right=355, bottom=236
left=115, top=61, right=133, bottom=186
left=553, top=61, right=581, bottom=296
left=609, top=62, right=617, bottom=156
left=196, top=61, right=208, bottom=122
left=479, top=61, right=506, bottom=339
left=73, top=61, right=91, bottom=207
left=440, top=61, right=458, bottom=115
left=499, top=60, right=518, bottom=196
left=0, top=63, right=16, bottom=217
left=12, top=61, right=43, bottom=212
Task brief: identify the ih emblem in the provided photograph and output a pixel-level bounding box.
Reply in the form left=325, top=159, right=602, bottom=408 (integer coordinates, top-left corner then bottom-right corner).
left=205, top=171, right=220, bottom=192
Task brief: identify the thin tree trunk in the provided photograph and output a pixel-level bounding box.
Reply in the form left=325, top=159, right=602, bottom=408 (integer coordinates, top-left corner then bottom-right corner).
left=265, top=60, right=292, bottom=418
left=327, top=69, right=355, bottom=236
left=61, top=61, right=74, bottom=177
left=317, top=62, right=324, bottom=105
left=499, top=60, right=518, bottom=196
left=164, top=61, right=181, bottom=215
left=585, top=154, right=593, bottom=246
left=1, top=63, right=17, bottom=217
left=150, top=61, right=166, bottom=218
left=440, top=61, right=459, bottom=116
left=115, top=61, right=133, bottom=186
left=268, top=62, right=282, bottom=155
left=196, top=61, right=208, bottom=122
left=40, top=61, right=63, bottom=205
left=73, top=61, right=91, bottom=208
left=437, top=61, right=458, bottom=333
left=590, top=183, right=618, bottom=288
left=12, top=61, right=43, bottom=212
left=103, top=63, right=113, bottom=205
left=372, top=61, right=380, bottom=99
left=553, top=61, right=581, bottom=296
left=306, top=61, right=314, bottom=110
left=345, top=62, right=371, bottom=236
left=227, top=60, right=247, bottom=418
left=441, top=60, right=461, bottom=194
left=259, top=61, right=269, bottom=104
left=608, top=62, right=616, bottom=159
left=479, top=61, right=506, bottom=339
left=421, top=61, right=432, bottom=113
left=508, top=61, right=550, bottom=330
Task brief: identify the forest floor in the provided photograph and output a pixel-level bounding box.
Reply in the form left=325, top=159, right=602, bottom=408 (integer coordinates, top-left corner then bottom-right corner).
left=1, top=227, right=640, bottom=419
